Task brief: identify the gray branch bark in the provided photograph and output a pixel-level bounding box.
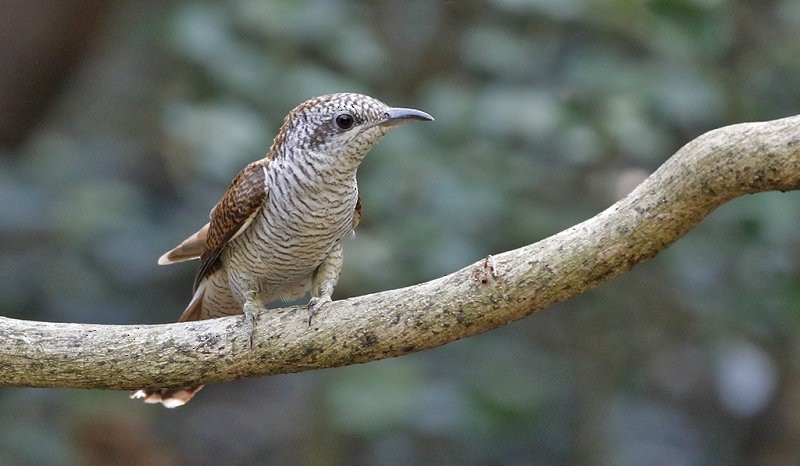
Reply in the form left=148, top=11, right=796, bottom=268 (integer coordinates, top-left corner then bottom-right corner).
left=2, top=115, right=799, bottom=390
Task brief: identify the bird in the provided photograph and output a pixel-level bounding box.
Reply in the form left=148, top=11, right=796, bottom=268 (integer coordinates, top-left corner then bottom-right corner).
left=131, top=93, right=433, bottom=407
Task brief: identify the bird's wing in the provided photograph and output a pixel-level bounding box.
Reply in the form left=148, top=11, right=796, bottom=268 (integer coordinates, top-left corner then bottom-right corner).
left=193, top=160, right=269, bottom=292
left=158, top=223, right=209, bottom=265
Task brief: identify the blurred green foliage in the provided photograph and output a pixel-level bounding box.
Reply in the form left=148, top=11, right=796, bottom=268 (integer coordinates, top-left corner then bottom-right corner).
left=1, top=0, right=800, bottom=464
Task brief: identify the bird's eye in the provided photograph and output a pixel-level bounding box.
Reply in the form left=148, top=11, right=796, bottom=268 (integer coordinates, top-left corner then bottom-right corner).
left=333, top=112, right=355, bottom=130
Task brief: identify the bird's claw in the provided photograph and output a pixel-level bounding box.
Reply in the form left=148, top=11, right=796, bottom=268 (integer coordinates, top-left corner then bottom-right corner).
left=242, top=306, right=258, bottom=349
left=307, top=295, right=331, bottom=326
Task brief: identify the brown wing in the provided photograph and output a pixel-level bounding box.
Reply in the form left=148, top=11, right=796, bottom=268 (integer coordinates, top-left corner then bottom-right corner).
left=158, top=223, right=209, bottom=265
left=192, top=160, right=268, bottom=292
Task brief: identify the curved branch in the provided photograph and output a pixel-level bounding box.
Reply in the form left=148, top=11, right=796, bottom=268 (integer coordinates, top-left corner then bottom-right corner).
left=2, top=115, right=799, bottom=390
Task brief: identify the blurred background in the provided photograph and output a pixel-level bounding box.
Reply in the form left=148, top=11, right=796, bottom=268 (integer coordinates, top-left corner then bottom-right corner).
left=1, top=0, right=799, bottom=464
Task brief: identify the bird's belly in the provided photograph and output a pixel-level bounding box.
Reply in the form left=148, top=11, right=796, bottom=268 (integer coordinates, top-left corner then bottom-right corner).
left=223, top=197, right=355, bottom=303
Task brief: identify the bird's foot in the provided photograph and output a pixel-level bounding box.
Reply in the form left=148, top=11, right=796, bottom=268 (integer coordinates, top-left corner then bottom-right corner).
left=242, top=302, right=259, bottom=349
left=306, top=295, right=331, bottom=326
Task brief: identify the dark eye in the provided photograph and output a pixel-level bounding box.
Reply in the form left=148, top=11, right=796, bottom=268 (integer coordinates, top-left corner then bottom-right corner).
left=334, top=112, right=355, bottom=130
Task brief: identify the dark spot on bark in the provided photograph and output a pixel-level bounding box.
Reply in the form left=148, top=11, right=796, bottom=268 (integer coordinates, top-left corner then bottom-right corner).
left=302, top=345, right=321, bottom=357
left=360, top=332, right=378, bottom=347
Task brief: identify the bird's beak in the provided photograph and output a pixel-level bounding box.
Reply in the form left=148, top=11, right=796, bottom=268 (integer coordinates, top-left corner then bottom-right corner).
left=379, top=107, right=435, bottom=127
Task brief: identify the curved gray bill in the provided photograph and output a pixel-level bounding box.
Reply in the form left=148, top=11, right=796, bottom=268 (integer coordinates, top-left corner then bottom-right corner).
left=381, top=107, right=435, bottom=126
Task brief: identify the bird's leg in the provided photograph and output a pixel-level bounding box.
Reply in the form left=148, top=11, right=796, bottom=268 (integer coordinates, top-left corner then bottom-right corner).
left=242, top=292, right=262, bottom=348
left=308, top=242, right=343, bottom=325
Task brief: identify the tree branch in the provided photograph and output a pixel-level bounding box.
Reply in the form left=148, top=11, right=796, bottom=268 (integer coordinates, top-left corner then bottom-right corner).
left=2, top=115, right=799, bottom=390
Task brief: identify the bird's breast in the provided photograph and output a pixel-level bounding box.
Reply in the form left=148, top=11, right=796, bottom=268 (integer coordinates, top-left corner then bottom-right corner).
left=223, top=169, right=358, bottom=298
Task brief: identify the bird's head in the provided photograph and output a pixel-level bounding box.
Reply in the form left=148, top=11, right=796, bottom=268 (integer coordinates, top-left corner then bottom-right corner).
left=271, top=93, right=433, bottom=163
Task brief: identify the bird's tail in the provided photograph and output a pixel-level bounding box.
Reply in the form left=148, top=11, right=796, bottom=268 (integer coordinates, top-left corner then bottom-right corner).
left=130, top=386, right=203, bottom=408
left=132, top=283, right=207, bottom=408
